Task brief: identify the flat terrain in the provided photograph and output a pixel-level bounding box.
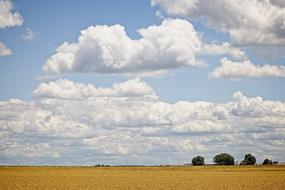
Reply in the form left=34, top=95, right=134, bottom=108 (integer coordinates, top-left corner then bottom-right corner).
left=1, top=165, right=285, bottom=190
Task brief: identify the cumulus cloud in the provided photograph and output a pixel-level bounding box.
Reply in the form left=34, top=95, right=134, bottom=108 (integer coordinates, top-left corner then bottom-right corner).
left=201, top=42, right=247, bottom=60
left=210, top=58, right=285, bottom=79
left=0, top=41, right=12, bottom=56
left=33, top=78, right=158, bottom=100
left=2, top=142, right=59, bottom=159
left=1, top=79, right=284, bottom=165
left=231, top=91, right=285, bottom=117
left=83, top=136, right=130, bottom=156
left=0, top=0, right=23, bottom=28
left=43, top=19, right=203, bottom=75
left=171, top=120, right=231, bottom=133
left=43, top=18, right=245, bottom=75
left=151, top=0, right=285, bottom=46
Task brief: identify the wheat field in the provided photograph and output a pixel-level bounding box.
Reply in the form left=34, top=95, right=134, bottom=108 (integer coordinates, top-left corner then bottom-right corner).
left=1, top=165, right=285, bottom=190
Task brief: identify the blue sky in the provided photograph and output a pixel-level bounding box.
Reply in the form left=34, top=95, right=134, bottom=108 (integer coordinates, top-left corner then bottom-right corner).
left=1, top=0, right=285, bottom=102
left=0, top=0, right=285, bottom=165
left=0, top=0, right=157, bottom=100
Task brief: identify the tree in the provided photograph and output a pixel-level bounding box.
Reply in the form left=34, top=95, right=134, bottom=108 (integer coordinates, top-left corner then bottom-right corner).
left=241, top=154, right=256, bottom=165
left=263, top=158, right=273, bottom=165
left=240, top=160, right=246, bottom=165
left=273, top=161, right=279, bottom=165
left=192, top=155, right=205, bottom=166
left=213, top=153, right=235, bottom=165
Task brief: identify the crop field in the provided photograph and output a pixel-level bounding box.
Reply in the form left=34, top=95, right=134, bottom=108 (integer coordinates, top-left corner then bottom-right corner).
left=1, top=165, right=285, bottom=190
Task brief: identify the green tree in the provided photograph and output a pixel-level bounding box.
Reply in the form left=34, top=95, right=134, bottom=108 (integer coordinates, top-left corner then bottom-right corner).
left=263, top=158, right=273, bottom=165
left=241, top=154, right=256, bottom=165
left=213, top=153, right=235, bottom=165
left=192, top=155, right=205, bottom=166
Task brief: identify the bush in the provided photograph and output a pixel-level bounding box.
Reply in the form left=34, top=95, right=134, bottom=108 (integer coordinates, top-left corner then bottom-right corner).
left=263, top=158, right=273, bottom=165
left=241, top=154, right=256, bottom=165
left=213, top=153, right=235, bottom=165
left=192, top=155, right=205, bottom=166
left=240, top=160, right=246, bottom=165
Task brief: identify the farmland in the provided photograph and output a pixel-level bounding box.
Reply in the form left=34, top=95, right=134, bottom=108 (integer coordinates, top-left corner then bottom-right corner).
left=1, top=165, right=285, bottom=190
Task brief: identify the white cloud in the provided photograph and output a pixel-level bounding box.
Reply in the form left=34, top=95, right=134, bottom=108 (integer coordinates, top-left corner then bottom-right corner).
left=172, top=120, right=231, bottom=133
left=0, top=41, right=12, bottom=56
left=43, top=19, right=245, bottom=75
left=151, top=0, right=285, bottom=46
left=1, top=79, right=285, bottom=164
left=2, top=142, right=59, bottom=159
left=231, top=91, right=285, bottom=117
left=22, top=28, right=37, bottom=42
left=0, top=0, right=23, bottom=28
left=43, top=19, right=203, bottom=75
left=201, top=42, right=247, bottom=60
left=83, top=136, right=129, bottom=156
left=33, top=78, right=158, bottom=100
left=210, top=57, right=285, bottom=80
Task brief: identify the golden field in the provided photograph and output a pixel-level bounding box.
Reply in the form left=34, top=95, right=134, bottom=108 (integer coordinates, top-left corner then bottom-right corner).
left=1, top=165, right=285, bottom=190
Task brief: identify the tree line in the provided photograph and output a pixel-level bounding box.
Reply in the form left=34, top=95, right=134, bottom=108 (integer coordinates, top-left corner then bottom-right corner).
left=191, top=153, right=279, bottom=166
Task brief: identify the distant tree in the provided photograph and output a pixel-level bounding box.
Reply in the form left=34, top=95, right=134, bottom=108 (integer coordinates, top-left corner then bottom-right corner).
left=213, top=153, right=235, bottom=165
left=240, top=160, right=246, bottom=165
left=192, top=155, right=205, bottom=166
left=263, top=158, right=273, bottom=165
left=241, top=154, right=256, bottom=165
left=273, top=161, right=279, bottom=165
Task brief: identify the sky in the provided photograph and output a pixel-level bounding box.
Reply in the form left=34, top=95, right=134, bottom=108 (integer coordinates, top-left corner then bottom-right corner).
left=0, top=0, right=285, bottom=165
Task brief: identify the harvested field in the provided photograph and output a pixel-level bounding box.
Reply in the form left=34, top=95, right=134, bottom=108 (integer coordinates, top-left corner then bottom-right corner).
left=1, top=165, right=285, bottom=190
